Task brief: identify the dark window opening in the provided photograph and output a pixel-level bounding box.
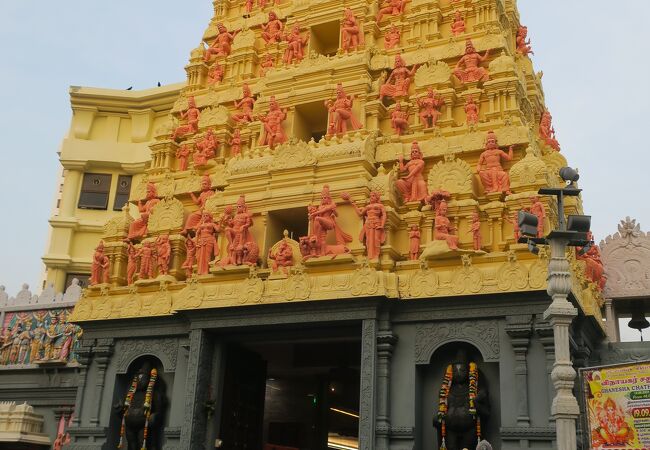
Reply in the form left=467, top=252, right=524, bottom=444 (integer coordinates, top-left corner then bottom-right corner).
left=78, top=173, right=112, bottom=210
left=113, top=175, right=133, bottom=211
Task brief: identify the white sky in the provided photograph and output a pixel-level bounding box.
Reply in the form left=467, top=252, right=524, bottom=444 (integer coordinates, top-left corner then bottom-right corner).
left=0, top=1, right=649, bottom=317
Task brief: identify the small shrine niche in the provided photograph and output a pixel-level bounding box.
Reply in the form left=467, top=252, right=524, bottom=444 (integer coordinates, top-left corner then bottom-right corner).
left=264, top=207, right=309, bottom=256
left=309, top=21, right=340, bottom=57
left=292, top=101, right=329, bottom=143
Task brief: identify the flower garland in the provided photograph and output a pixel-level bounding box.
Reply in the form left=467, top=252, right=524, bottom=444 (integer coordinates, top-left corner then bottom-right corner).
left=118, top=375, right=139, bottom=449
left=117, top=368, right=158, bottom=450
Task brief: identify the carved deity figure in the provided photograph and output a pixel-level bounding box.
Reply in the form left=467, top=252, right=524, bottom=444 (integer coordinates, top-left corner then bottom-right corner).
left=232, top=83, right=256, bottom=124
left=303, top=185, right=353, bottom=259
left=464, top=95, right=479, bottom=126
left=476, top=130, right=513, bottom=194
left=204, top=23, right=239, bottom=61
left=44, top=317, right=65, bottom=361
left=342, top=191, right=386, bottom=260
left=526, top=196, right=545, bottom=238
left=592, top=397, right=632, bottom=446
left=409, top=225, right=421, bottom=260
left=182, top=175, right=215, bottom=236
left=127, top=242, right=138, bottom=285
left=30, top=322, right=46, bottom=362
left=384, top=25, right=401, bottom=50
left=90, top=241, right=110, bottom=285
left=417, top=88, right=444, bottom=128
left=379, top=54, right=418, bottom=101
left=516, top=25, right=533, bottom=56
left=341, top=8, right=363, bottom=52
left=138, top=242, right=155, bottom=280
left=269, top=239, right=294, bottom=275
left=175, top=144, right=191, bottom=171
left=221, top=196, right=258, bottom=266
left=258, top=96, right=287, bottom=149
left=207, top=62, right=224, bottom=85
left=396, top=141, right=428, bottom=203
left=127, top=183, right=160, bottom=241
left=8, top=324, right=22, bottom=364
left=468, top=212, right=482, bottom=250
left=451, top=10, right=466, bottom=36
left=230, top=129, right=242, bottom=157
left=17, top=325, right=31, bottom=364
left=244, top=0, right=254, bottom=15
left=193, top=129, right=219, bottom=166
left=577, top=231, right=606, bottom=290
left=182, top=237, right=196, bottom=278
left=155, top=235, right=171, bottom=276
left=434, top=200, right=459, bottom=250
left=172, top=96, right=200, bottom=141
left=283, top=24, right=309, bottom=64
left=390, top=103, right=410, bottom=135
left=59, top=322, right=76, bottom=361
left=259, top=53, right=275, bottom=77
left=376, top=0, right=406, bottom=23
left=325, top=83, right=362, bottom=136
left=195, top=211, right=220, bottom=275
left=262, top=11, right=284, bottom=44
left=453, top=40, right=490, bottom=83
left=0, top=328, right=11, bottom=364
left=506, top=213, right=520, bottom=241
left=539, top=110, right=560, bottom=151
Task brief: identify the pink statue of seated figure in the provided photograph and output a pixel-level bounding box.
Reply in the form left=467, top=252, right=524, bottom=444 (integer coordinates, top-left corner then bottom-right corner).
left=384, top=25, right=401, bottom=50
left=127, top=183, right=160, bottom=241
left=90, top=241, right=110, bottom=285
left=342, top=191, right=386, bottom=260
left=261, top=11, right=284, bottom=44
left=176, top=144, right=191, bottom=171
left=451, top=10, right=466, bottom=36
left=409, top=225, right=421, bottom=260
left=453, top=39, right=490, bottom=84
left=379, top=54, right=418, bottom=101
left=434, top=200, right=459, bottom=250
left=417, top=88, right=444, bottom=128
left=195, top=211, right=221, bottom=275
left=283, top=24, right=309, bottom=64
left=207, top=62, right=224, bottom=85
left=539, top=110, right=560, bottom=151
left=230, top=129, right=242, bottom=157
left=258, top=96, right=287, bottom=149
left=268, top=240, right=294, bottom=275
left=341, top=8, right=363, bottom=53
left=193, top=129, right=219, bottom=166
left=325, top=83, right=362, bottom=136
left=156, top=235, right=171, bottom=276
left=232, top=83, right=256, bottom=124
left=516, top=25, right=534, bottom=56
left=376, top=0, right=406, bottom=23
left=577, top=231, right=606, bottom=290
left=259, top=53, right=275, bottom=77
left=476, top=130, right=513, bottom=194
left=220, top=196, right=258, bottom=266
left=390, top=103, right=409, bottom=135
left=182, top=175, right=215, bottom=236
left=204, top=23, right=239, bottom=61
left=172, top=96, right=200, bottom=141
left=301, top=185, right=353, bottom=259
left=468, top=211, right=482, bottom=250
left=396, top=141, right=428, bottom=203
left=465, top=94, right=479, bottom=126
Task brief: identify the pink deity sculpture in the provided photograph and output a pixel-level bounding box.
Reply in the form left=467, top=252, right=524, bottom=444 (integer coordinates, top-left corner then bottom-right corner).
left=451, top=10, right=466, bottom=36
left=195, top=211, right=220, bottom=275
left=283, top=24, right=309, bottom=64
left=506, top=213, right=521, bottom=241
left=526, top=196, right=546, bottom=238
left=342, top=191, right=387, bottom=260
left=258, top=0, right=267, bottom=9
left=268, top=240, right=294, bottom=275
left=425, top=189, right=451, bottom=213
left=182, top=175, right=216, bottom=236
left=230, top=129, right=242, bottom=157
left=341, top=8, right=363, bottom=53
left=156, top=235, right=171, bottom=276
left=464, top=94, right=479, bottom=126
left=302, top=185, right=353, bottom=259
left=182, top=237, right=196, bottom=278
left=325, top=83, right=362, bottom=136
left=126, top=242, right=138, bottom=285
left=172, top=96, right=200, bottom=141
left=409, top=225, right=421, bottom=260
left=396, top=141, right=428, bottom=203
left=468, top=211, right=482, bottom=250
left=453, top=40, right=490, bottom=83
left=90, top=241, right=110, bottom=285
left=384, top=25, right=401, bottom=50
left=577, top=231, right=606, bottom=290
left=262, top=12, right=284, bottom=44
left=434, top=200, right=459, bottom=250
left=127, top=183, right=160, bottom=241
left=417, top=88, right=444, bottom=128
left=221, top=196, right=258, bottom=266
left=539, top=110, right=560, bottom=151
left=390, top=103, right=410, bottom=135
left=176, top=144, right=191, bottom=171
left=232, top=84, right=256, bottom=124
left=258, top=96, right=287, bottom=149
left=207, top=62, right=224, bottom=85
left=245, top=0, right=254, bottom=14
left=516, top=25, right=534, bottom=56
left=193, top=129, right=219, bottom=166
left=379, top=54, right=418, bottom=101
left=138, top=242, right=155, bottom=280
left=204, top=23, right=239, bottom=61
left=259, top=53, right=275, bottom=77
left=476, top=130, right=513, bottom=194
left=376, top=0, right=407, bottom=23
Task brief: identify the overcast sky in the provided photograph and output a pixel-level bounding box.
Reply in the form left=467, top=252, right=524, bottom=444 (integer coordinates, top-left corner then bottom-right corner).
left=0, top=1, right=648, bottom=317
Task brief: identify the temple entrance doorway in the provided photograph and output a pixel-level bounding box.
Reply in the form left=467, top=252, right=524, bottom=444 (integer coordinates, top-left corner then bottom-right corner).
left=218, top=329, right=361, bottom=450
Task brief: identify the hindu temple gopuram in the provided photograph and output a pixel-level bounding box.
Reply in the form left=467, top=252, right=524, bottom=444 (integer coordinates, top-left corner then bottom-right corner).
left=2, top=0, right=648, bottom=449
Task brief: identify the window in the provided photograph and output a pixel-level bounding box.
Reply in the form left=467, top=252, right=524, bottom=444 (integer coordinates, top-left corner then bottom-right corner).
left=292, top=101, right=328, bottom=143
left=113, top=175, right=133, bottom=211
left=309, top=21, right=340, bottom=57
left=78, top=173, right=112, bottom=210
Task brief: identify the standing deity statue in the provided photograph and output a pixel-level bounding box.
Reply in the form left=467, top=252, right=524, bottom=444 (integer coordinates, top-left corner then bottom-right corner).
left=453, top=40, right=490, bottom=83
left=44, top=317, right=64, bottom=361
left=90, top=241, right=110, bottom=285
left=506, top=212, right=520, bottom=241
left=379, top=54, right=418, bottom=101
left=516, top=25, right=534, bottom=56
left=8, top=325, right=22, bottom=364
left=396, top=141, right=428, bottom=203
left=204, top=23, right=239, bottom=61
left=126, top=242, right=138, bottom=285
left=127, top=183, right=160, bottom=241
left=417, top=88, right=444, bottom=128
left=244, top=0, right=254, bottom=15
left=221, top=196, right=258, bottom=266
left=193, top=129, right=219, bottom=166
left=58, top=322, right=76, bottom=361
left=342, top=191, right=387, bottom=260
left=30, top=322, right=46, bottom=362
left=17, top=324, right=31, bottom=364
left=261, top=11, right=284, bottom=44
left=434, top=200, right=459, bottom=250
left=138, top=242, right=155, bottom=280
left=232, top=84, right=256, bottom=124
left=409, top=225, right=421, bottom=260
left=451, top=10, right=466, bottom=36
left=172, top=96, right=200, bottom=141
left=468, top=212, right=482, bottom=250
left=325, top=83, right=362, bottom=136
left=476, top=131, right=513, bottom=194
left=182, top=175, right=216, bottom=236
left=464, top=95, right=479, bottom=126
left=539, top=110, right=560, bottom=151
left=390, top=103, right=410, bottom=135
left=283, top=24, right=309, bottom=64
left=258, top=96, right=287, bottom=149
left=341, top=8, right=363, bottom=52
left=259, top=53, right=275, bottom=77
left=156, top=235, right=171, bottom=276
left=384, top=25, right=401, bottom=50
left=376, top=0, right=407, bottom=23
left=195, top=211, right=220, bottom=275
left=230, top=129, right=242, bottom=157
left=0, top=327, right=11, bottom=364
left=302, top=185, right=353, bottom=259
left=526, top=196, right=546, bottom=238
left=182, top=237, right=197, bottom=278
left=207, top=62, right=224, bottom=85
left=577, top=231, right=606, bottom=290
left=175, top=144, right=191, bottom=171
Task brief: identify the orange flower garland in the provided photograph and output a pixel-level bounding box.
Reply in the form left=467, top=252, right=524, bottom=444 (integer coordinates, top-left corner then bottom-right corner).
left=117, top=367, right=158, bottom=450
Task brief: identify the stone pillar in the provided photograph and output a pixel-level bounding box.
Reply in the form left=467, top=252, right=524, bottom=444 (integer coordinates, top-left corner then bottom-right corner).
left=543, top=237, right=579, bottom=450
left=375, top=323, right=397, bottom=450
left=71, top=338, right=95, bottom=427
left=358, top=319, right=377, bottom=450
left=89, top=338, right=114, bottom=427
left=505, top=315, right=532, bottom=427
left=604, top=298, right=618, bottom=342
left=60, top=168, right=84, bottom=218
left=535, top=318, right=556, bottom=426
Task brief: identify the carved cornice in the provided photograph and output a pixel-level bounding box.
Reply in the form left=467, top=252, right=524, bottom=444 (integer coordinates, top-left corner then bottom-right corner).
left=415, top=320, right=500, bottom=364
left=114, top=337, right=180, bottom=373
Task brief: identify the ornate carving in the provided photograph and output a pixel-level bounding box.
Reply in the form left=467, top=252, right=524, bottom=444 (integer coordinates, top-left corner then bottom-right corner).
left=114, top=337, right=179, bottom=373
left=528, top=247, right=549, bottom=289
left=414, top=61, right=452, bottom=87
left=351, top=263, right=380, bottom=296
left=497, top=251, right=529, bottom=291
left=451, top=255, right=483, bottom=294
left=239, top=269, right=264, bottom=304
left=198, top=105, right=229, bottom=128
left=270, top=139, right=317, bottom=170
left=408, top=264, right=439, bottom=297
left=174, top=278, right=205, bottom=310
left=414, top=320, right=500, bottom=364
left=509, top=146, right=549, bottom=191
left=427, top=154, right=474, bottom=196
left=148, top=197, right=184, bottom=233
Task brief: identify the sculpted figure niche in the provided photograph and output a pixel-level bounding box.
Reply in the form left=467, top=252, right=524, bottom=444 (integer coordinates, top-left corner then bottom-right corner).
left=232, top=83, right=256, bottom=124
left=342, top=191, right=387, bottom=260
left=204, top=23, right=239, bottom=61
left=476, top=131, right=513, bottom=195
left=283, top=24, right=309, bottom=64
left=261, top=11, right=284, bottom=44
left=325, top=83, right=362, bottom=136
left=341, top=8, right=363, bottom=52
left=258, top=96, right=287, bottom=149
left=181, top=175, right=215, bottom=236
left=417, top=88, right=444, bottom=128
left=172, top=96, right=200, bottom=141
left=395, top=141, right=428, bottom=203
left=220, top=196, right=259, bottom=267
left=127, top=183, right=160, bottom=241
left=300, top=185, right=352, bottom=259
left=453, top=40, right=490, bottom=84
left=380, top=54, right=418, bottom=101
